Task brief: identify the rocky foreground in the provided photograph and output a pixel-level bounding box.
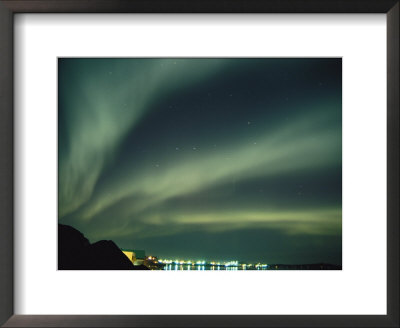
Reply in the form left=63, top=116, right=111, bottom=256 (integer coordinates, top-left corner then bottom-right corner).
left=58, top=224, right=148, bottom=270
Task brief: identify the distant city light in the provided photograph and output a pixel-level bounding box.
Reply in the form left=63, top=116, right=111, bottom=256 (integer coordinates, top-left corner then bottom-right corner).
left=159, top=257, right=271, bottom=270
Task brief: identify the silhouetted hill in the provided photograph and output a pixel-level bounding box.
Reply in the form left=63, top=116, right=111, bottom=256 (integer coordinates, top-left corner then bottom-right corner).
left=58, top=224, right=148, bottom=270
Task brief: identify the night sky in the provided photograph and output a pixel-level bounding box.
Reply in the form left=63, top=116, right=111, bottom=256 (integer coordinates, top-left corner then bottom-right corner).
left=58, top=58, right=342, bottom=265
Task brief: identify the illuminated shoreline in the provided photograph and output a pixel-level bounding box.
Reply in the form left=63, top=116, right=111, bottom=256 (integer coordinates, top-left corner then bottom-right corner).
left=158, top=259, right=267, bottom=270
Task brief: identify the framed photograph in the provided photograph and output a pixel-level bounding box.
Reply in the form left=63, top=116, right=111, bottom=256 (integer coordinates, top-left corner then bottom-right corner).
left=57, top=57, right=343, bottom=273
left=0, top=1, right=398, bottom=327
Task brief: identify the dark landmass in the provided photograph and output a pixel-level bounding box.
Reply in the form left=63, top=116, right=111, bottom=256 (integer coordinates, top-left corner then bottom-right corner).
left=267, top=263, right=342, bottom=270
left=58, top=224, right=148, bottom=270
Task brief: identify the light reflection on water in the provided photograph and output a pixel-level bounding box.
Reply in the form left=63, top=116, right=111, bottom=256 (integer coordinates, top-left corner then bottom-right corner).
left=163, top=264, right=268, bottom=271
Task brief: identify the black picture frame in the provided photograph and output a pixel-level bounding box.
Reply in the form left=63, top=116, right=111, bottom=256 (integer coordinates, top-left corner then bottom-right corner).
left=0, top=1, right=398, bottom=327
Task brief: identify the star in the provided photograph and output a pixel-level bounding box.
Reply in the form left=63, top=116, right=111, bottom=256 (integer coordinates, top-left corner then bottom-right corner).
left=192, top=147, right=197, bottom=150
left=175, top=147, right=179, bottom=150
left=247, top=121, right=251, bottom=125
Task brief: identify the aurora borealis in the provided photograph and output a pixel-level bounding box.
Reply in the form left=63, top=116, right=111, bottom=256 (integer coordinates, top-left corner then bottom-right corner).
left=58, top=58, right=342, bottom=265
